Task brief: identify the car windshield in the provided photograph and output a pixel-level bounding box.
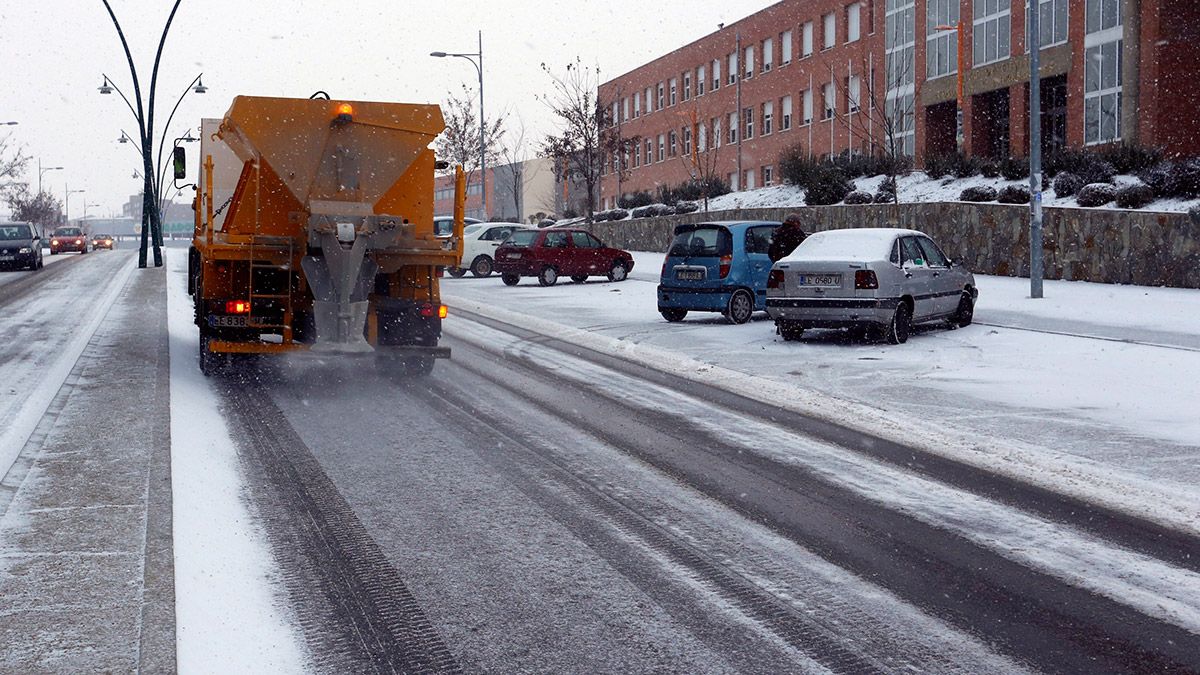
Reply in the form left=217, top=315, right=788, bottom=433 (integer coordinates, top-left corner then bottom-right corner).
left=504, top=230, right=538, bottom=248
left=0, top=225, right=32, bottom=240
left=667, top=226, right=731, bottom=257
left=54, top=228, right=83, bottom=237
left=788, top=229, right=898, bottom=262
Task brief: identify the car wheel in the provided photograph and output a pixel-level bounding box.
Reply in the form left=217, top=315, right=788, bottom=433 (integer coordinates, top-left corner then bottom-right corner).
left=725, top=289, right=754, bottom=325
left=501, top=273, right=520, bottom=286
left=471, top=256, right=493, bottom=277
left=447, top=267, right=467, bottom=278
left=779, top=321, right=804, bottom=341
left=884, top=302, right=911, bottom=345
left=953, top=292, right=974, bottom=327
left=570, top=274, right=588, bottom=283
left=660, top=308, right=687, bottom=322
left=538, top=266, right=558, bottom=287
left=406, top=357, right=435, bottom=377
left=608, top=260, right=628, bottom=282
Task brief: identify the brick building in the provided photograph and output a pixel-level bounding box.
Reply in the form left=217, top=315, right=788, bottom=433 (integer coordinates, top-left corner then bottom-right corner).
left=432, top=156, right=578, bottom=223
left=598, top=0, right=1199, bottom=206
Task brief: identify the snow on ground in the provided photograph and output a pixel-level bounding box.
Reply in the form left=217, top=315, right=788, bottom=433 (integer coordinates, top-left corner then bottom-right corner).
left=441, top=253, right=1200, bottom=533
left=165, top=249, right=310, bottom=673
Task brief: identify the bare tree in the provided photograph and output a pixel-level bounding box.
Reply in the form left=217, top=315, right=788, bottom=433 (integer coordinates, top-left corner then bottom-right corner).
left=434, top=85, right=506, bottom=205
left=830, top=54, right=917, bottom=203
left=6, top=186, right=63, bottom=227
left=495, top=112, right=544, bottom=222
left=675, top=102, right=729, bottom=212
left=538, top=58, right=638, bottom=222
left=0, top=132, right=30, bottom=198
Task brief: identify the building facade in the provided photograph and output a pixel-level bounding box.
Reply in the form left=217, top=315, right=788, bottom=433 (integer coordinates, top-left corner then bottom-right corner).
left=433, top=156, right=583, bottom=223
left=598, top=0, right=1199, bottom=204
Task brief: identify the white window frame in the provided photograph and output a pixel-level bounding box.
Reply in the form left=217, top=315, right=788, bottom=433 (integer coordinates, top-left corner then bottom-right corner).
left=823, top=13, right=837, bottom=50
left=802, top=89, right=813, bottom=125
left=698, top=65, right=706, bottom=96
left=743, top=107, right=754, bottom=139
left=1085, top=0, right=1121, bottom=34
left=728, top=52, right=738, bottom=84
left=848, top=75, right=861, bottom=113
left=712, top=117, right=722, bottom=149
left=802, top=22, right=814, bottom=57
left=657, top=82, right=665, bottom=110
left=926, top=0, right=959, bottom=80
left=1084, top=37, right=1122, bottom=145
left=763, top=37, right=774, bottom=72
left=644, top=139, right=652, bottom=165
left=745, top=169, right=756, bottom=190
left=823, top=82, right=836, bottom=120
left=645, top=87, right=653, bottom=115
left=1025, top=0, right=1068, bottom=50
left=782, top=95, right=793, bottom=130
left=886, top=0, right=916, bottom=157
left=669, top=77, right=678, bottom=106
left=657, top=134, right=665, bottom=162
left=633, top=92, right=641, bottom=118
left=744, top=45, right=755, bottom=79
left=972, top=0, right=1012, bottom=67
left=683, top=127, right=693, bottom=155
left=763, top=101, right=774, bottom=135
left=669, top=130, right=677, bottom=157
left=712, top=59, right=721, bottom=90
left=728, top=112, right=739, bottom=144
left=782, top=30, right=793, bottom=64
left=622, top=97, right=630, bottom=122
left=763, top=165, right=774, bottom=187
left=683, top=73, right=692, bottom=101
left=847, top=2, right=862, bottom=43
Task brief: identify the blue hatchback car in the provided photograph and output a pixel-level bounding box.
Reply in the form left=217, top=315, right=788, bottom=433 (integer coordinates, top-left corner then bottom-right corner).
left=657, top=220, right=781, bottom=324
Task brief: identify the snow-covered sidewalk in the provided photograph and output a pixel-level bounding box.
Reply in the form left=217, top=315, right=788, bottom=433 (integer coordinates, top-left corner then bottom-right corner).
left=441, top=251, right=1200, bottom=533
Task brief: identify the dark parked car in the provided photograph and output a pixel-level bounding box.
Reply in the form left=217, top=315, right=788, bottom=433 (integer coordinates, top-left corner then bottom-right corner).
left=493, top=228, right=634, bottom=286
left=92, top=233, right=115, bottom=250
left=0, top=222, right=43, bottom=270
left=50, top=227, right=89, bottom=255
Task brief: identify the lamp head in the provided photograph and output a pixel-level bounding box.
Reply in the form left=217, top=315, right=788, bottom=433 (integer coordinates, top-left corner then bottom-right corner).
left=193, top=77, right=207, bottom=94
left=99, top=77, right=113, bottom=95
left=430, top=51, right=448, bottom=58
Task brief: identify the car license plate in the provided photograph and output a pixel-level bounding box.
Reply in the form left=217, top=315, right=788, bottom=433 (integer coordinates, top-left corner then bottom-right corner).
left=506, top=253, right=521, bottom=259
left=798, top=274, right=841, bottom=287
left=675, top=268, right=705, bottom=281
left=0, top=255, right=13, bottom=261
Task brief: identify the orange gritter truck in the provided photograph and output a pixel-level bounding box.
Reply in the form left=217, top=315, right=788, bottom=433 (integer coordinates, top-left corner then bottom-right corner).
left=186, top=95, right=465, bottom=377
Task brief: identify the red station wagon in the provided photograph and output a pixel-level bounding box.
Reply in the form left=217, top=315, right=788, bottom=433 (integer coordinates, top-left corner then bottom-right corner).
left=493, top=228, right=635, bottom=287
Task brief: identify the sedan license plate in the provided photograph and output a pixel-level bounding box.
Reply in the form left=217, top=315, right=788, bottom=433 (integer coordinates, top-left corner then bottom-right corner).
left=798, top=274, right=841, bottom=287
left=506, top=253, right=522, bottom=259
left=675, top=268, right=705, bottom=281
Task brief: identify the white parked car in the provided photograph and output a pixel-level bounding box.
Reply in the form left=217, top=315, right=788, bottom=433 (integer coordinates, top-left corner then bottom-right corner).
left=449, top=222, right=533, bottom=278
left=765, top=228, right=977, bottom=344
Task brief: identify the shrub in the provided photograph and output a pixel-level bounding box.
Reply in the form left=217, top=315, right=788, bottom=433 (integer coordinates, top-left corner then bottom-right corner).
left=923, top=153, right=952, bottom=179
left=844, top=190, right=874, bottom=204
left=1167, top=158, right=1200, bottom=199
left=631, top=205, right=656, bottom=219
left=999, top=156, right=1029, bottom=181
left=618, top=191, right=653, bottom=209
left=1046, top=149, right=1114, bottom=184
left=609, top=208, right=629, bottom=221
left=960, top=185, right=998, bottom=202
left=1138, top=162, right=1173, bottom=197
left=1190, top=205, right=1200, bottom=226
left=675, top=200, right=699, bottom=214
left=951, top=153, right=982, bottom=179
left=980, top=161, right=1001, bottom=179
left=538, top=218, right=557, bottom=228
left=1114, top=183, right=1154, bottom=209
left=1053, top=172, right=1084, bottom=197
left=803, top=165, right=854, bottom=205
left=1076, top=183, right=1118, bottom=207
left=873, top=176, right=898, bottom=203
left=1098, top=144, right=1163, bottom=175
left=997, top=185, right=1031, bottom=204
left=562, top=208, right=578, bottom=219
left=656, top=204, right=677, bottom=216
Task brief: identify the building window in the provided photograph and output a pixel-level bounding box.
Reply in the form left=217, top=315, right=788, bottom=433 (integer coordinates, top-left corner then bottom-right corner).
left=886, top=0, right=917, bottom=156
left=657, top=82, right=665, bottom=110
left=634, top=92, right=641, bottom=118
left=728, top=52, right=738, bottom=84
left=657, top=134, right=665, bottom=162
left=745, top=169, right=756, bottom=190
left=781, top=30, right=793, bottom=64
left=802, top=88, right=813, bottom=124
left=622, top=97, right=630, bottom=122
left=847, top=2, right=862, bottom=42
left=669, top=78, right=678, bottom=106
left=762, top=165, right=774, bottom=186
left=848, top=75, right=861, bottom=112
left=823, top=13, right=836, bottom=50
left=712, top=59, right=721, bottom=90
left=644, top=139, right=652, bottom=165
left=711, top=117, right=721, bottom=148
left=698, top=123, right=707, bottom=152
left=633, top=145, right=641, bottom=168
left=823, top=82, right=836, bottom=120
left=926, top=0, right=959, bottom=79
left=763, top=101, right=774, bottom=135
left=1026, top=0, right=1068, bottom=49
left=1084, top=39, right=1122, bottom=144
left=743, top=107, right=754, bottom=139
left=781, top=95, right=793, bottom=130
left=973, top=0, right=1011, bottom=67
left=683, top=127, right=693, bottom=155
left=728, top=112, right=739, bottom=144
left=611, top=101, right=619, bottom=127
left=698, top=66, right=706, bottom=96
left=683, top=73, right=692, bottom=101
left=802, top=21, right=814, bottom=57
left=762, top=37, right=774, bottom=72
left=744, top=45, right=754, bottom=79
left=730, top=172, right=739, bottom=191
left=1086, top=0, right=1120, bottom=33
left=669, top=130, right=678, bottom=157
left=645, top=87, right=653, bottom=114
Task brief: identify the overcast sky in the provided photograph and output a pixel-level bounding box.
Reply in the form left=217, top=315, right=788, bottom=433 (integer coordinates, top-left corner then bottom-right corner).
left=0, top=0, right=769, bottom=219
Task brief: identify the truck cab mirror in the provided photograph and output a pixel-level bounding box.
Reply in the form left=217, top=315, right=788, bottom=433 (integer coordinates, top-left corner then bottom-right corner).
left=173, top=146, right=187, bottom=180
left=434, top=160, right=450, bottom=171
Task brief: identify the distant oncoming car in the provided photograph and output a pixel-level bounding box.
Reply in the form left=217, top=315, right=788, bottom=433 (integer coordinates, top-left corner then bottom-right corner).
left=493, top=228, right=634, bottom=286
left=0, top=222, right=43, bottom=270
left=91, top=233, right=115, bottom=250
left=50, top=227, right=89, bottom=255
left=448, top=222, right=533, bottom=277
left=766, top=228, right=977, bottom=344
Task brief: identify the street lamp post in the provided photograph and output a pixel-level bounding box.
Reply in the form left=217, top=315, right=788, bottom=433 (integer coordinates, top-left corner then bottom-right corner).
left=64, top=186, right=85, bottom=224
left=98, top=0, right=204, bottom=268
left=1029, top=2, right=1044, bottom=298
left=38, top=159, right=63, bottom=195
left=935, top=21, right=966, bottom=153
left=431, top=31, right=487, bottom=218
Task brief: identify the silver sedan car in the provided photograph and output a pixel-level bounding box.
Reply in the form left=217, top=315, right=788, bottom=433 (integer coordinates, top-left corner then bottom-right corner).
left=765, top=228, right=977, bottom=344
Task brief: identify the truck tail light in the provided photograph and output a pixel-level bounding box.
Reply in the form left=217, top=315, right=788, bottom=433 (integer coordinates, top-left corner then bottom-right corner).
left=854, top=270, right=879, bottom=289
left=419, top=303, right=448, bottom=319
left=225, top=300, right=251, bottom=314
left=719, top=254, right=732, bottom=279
left=767, top=269, right=785, bottom=289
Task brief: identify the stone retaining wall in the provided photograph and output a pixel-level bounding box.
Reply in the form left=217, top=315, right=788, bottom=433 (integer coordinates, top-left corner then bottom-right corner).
left=579, top=204, right=1200, bottom=288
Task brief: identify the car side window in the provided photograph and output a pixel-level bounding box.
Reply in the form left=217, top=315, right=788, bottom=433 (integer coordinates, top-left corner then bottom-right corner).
left=586, top=233, right=604, bottom=248
left=900, top=237, right=926, bottom=267
left=571, top=231, right=595, bottom=248
left=890, top=238, right=901, bottom=265
left=915, top=237, right=948, bottom=267
left=543, top=232, right=569, bottom=248
left=745, top=226, right=776, bottom=255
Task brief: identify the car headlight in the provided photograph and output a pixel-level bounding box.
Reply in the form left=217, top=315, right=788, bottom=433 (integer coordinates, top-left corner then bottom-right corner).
left=18, top=247, right=31, bottom=254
